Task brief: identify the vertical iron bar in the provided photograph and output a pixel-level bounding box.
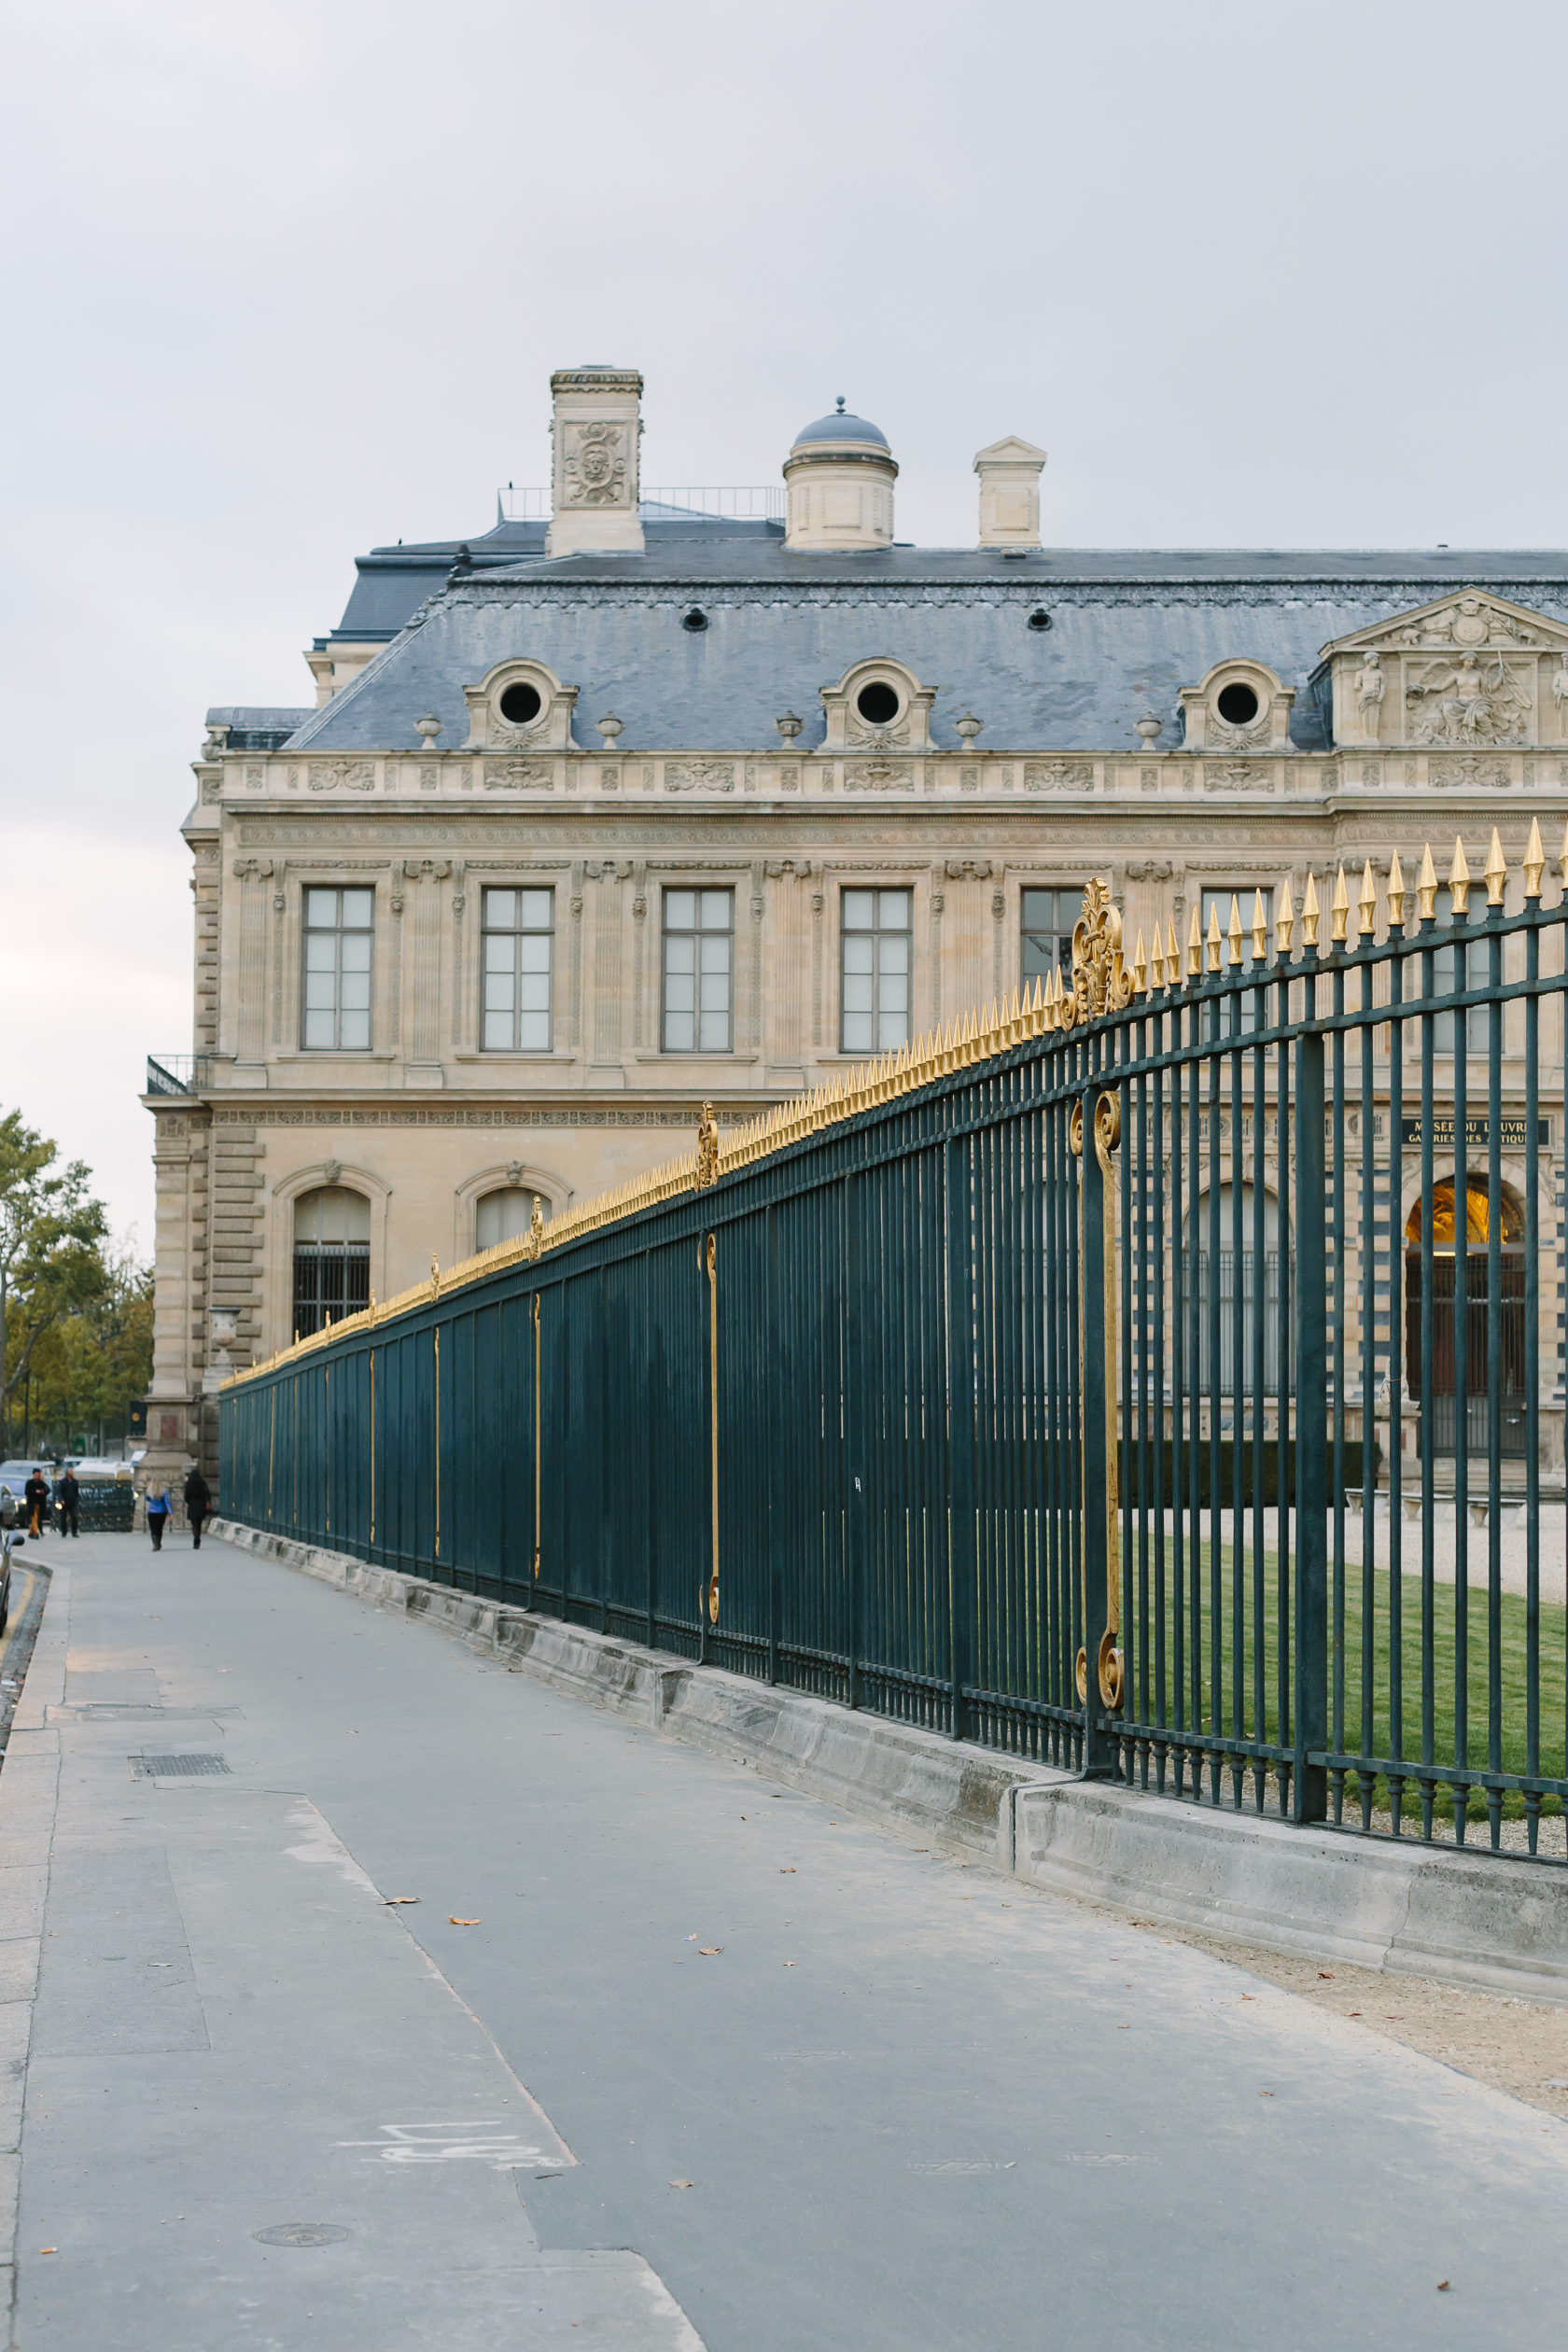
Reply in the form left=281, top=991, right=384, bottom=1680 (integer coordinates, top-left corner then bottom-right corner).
left=1295, top=1019, right=1328, bottom=1824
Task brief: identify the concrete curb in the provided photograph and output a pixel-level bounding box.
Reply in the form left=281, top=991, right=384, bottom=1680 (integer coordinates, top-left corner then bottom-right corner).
left=0, top=1554, right=68, bottom=2350
left=211, top=1519, right=1568, bottom=2007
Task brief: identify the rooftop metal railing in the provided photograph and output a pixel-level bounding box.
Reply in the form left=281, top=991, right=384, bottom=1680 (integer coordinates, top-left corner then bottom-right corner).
left=497, top=485, right=783, bottom=524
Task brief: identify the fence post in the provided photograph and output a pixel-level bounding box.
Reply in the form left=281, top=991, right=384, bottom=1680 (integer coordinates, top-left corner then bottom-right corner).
left=1294, top=1029, right=1329, bottom=1822
left=945, top=1132, right=976, bottom=1742
left=1078, top=1086, right=1119, bottom=1779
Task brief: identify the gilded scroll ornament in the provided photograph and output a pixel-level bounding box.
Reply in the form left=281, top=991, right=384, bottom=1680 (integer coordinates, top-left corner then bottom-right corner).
left=1062, top=877, right=1132, bottom=1030
left=695, top=1102, right=721, bottom=1190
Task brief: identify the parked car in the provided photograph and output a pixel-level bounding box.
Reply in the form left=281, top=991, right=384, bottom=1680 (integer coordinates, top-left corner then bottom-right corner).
left=0, top=1463, right=49, bottom=1510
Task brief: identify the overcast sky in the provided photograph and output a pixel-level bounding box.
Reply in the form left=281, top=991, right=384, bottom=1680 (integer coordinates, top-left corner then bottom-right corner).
left=5, top=0, right=1567, bottom=1241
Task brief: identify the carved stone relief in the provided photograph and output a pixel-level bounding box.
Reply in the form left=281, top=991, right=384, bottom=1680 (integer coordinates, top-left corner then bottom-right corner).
left=1427, top=754, right=1512, bottom=789
left=1202, top=763, right=1273, bottom=793
left=664, top=762, right=735, bottom=793
left=1404, top=653, right=1532, bottom=747
left=308, top=759, right=375, bottom=793
left=845, top=762, right=914, bottom=791
left=561, top=421, right=630, bottom=508
left=484, top=761, right=553, bottom=791
left=1024, top=760, right=1094, bottom=791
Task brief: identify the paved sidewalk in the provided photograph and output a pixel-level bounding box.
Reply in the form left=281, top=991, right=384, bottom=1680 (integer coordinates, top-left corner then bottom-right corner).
left=3, top=1530, right=1566, bottom=2349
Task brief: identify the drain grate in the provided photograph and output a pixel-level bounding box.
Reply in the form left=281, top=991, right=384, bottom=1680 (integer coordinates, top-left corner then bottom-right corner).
left=129, top=1753, right=231, bottom=1779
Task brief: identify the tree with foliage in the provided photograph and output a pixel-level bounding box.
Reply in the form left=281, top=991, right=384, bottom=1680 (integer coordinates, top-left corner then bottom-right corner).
left=22, top=1242, right=154, bottom=1447
left=0, top=1113, right=111, bottom=1439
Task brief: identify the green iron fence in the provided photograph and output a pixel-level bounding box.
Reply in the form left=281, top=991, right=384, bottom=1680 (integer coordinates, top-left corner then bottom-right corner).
left=221, top=833, right=1568, bottom=1858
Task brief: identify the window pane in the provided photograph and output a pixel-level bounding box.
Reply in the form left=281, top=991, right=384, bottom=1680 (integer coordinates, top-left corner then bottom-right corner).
left=341, top=889, right=373, bottom=928
left=878, top=935, right=909, bottom=975
left=340, top=933, right=371, bottom=973
left=484, top=889, right=517, bottom=930
left=520, top=889, right=553, bottom=930
left=520, top=1010, right=551, bottom=1050
left=665, top=890, right=695, bottom=931
left=483, top=1011, right=512, bottom=1049
left=878, top=889, right=910, bottom=930
left=843, top=1011, right=873, bottom=1051
left=665, top=1009, right=695, bottom=1050
left=520, top=935, right=552, bottom=973
left=340, top=1009, right=370, bottom=1049
left=665, top=936, right=695, bottom=975
left=699, top=935, right=730, bottom=975
left=340, top=972, right=371, bottom=1012
left=305, top=933, right=336, bottom=972
left=304, top=973, right=336, bottom=1010
left=519, top=974, right=550, bottom=1012
left=304, top=888, right=337, bottom=927
left=843, top=890, right=874, bottom=930
left=665, top=973, right=695, bottom=1014
left=700, top=889, right=731, bottom=930
left=877, top=1008, right=908, bottom=1047
left=484, top=974, right=514, bottom=1012
left=842, top=974, right=874, bottom=1014
left=303, top=1009, right=333, bottom=1047
left=485, top=935, right=517, bottom=973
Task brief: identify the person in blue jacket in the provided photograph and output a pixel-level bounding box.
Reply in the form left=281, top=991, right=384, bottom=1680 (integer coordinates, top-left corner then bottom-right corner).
left=146, top=1480, right=171, bottom=1551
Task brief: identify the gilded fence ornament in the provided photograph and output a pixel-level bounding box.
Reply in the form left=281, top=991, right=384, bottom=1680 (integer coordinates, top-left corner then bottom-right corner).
left=1069, top=877, right=1132, bottom=1024
left=522, top=1194, right=545, bottom=1263
left=1068, top=1088, right=1126, bottom=1715
left=694, top=1101, right=721, bottom=1190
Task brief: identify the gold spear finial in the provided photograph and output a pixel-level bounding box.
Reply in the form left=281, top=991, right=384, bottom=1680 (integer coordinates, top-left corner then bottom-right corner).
left=1449, top=835, right=1471, bottom=917
left=1330, top=865, right=1349, bottom=945
left=1417, top=844, right=1437, bottom=923
left=1386, top=849, right=1407, bottom=930
left=1484, top=826, right=1507, bottom=907
left=1206, top=903, right=1223, bottom=973
left=1150, top=926, right=1165, bottom=989
left=1187, top=904, right=1202, bottom=978
left=1127, top=930, right=1143, bottom=994
left=1302, top=872, right=1321, bottom=949
left=1358, top=859, right=1378, bottom=941
left=1226, top=894, right=1243, bottom=967
left=1277, top=876, right=1295, bottom=955
left=1523, top=816, right=1545, bottom=901
left=1251, top=889, right=1268, bottom=962
left=1168, top=916, right=1181, bottom=985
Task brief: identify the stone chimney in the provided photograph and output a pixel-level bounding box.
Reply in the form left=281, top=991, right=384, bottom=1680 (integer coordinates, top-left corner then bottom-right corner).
left=546, top=366, right=645, bottom=558
left=974, top=435, right=1046, bottom=549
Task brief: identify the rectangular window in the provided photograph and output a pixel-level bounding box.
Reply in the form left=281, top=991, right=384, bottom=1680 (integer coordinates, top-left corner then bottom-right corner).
left=301, top=886, right=373, bottom=1051
left=663, top=888, right=733, bottom=1052
left=1432, top=888, right=1486, bottom=1054
left=841, top=888, right=911, bottom=1053
left=481, top=887, right=553, bottom=1051
left=1020, top=887, right=1078, bottom=994
left=1199, top=886, right=1274, bottom=1036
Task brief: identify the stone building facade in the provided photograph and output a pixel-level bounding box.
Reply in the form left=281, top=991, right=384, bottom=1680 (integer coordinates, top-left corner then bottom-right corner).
left=145, top=364, right=1568, bottom=1489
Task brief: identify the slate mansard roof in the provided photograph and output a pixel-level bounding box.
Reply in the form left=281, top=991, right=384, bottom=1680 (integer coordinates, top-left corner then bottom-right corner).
left=287, top=521, right=1568, bottom=759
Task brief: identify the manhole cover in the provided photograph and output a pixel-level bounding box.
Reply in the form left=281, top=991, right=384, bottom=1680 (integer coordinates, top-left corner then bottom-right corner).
left=253, top=2224, right=351, bottom=2247
left=129, top=1753, right=230, bottom=1778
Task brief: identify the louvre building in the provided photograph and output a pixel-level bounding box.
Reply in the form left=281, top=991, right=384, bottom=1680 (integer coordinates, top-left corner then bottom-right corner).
left=145, top=363, right=1566, bottom=1486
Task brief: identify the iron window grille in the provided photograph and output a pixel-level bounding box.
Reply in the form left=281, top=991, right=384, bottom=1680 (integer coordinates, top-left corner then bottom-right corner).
left=291, top=1186, right=370, bottom=1339
left=301, top=887, right=373, bottom=1051
left=841, top=888, right=911, bottom=1053
left=482, top=888, right=553, bottom=1052
left=663, top=889, right=734, bottom=1052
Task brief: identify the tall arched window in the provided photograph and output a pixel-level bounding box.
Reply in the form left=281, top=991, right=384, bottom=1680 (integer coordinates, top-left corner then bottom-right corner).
left=1185, top=1183, right=1289, bottom=1395
left=475, top=1186, right=544, bottom=1252
left=292, top=1186, right=370, bottom=1338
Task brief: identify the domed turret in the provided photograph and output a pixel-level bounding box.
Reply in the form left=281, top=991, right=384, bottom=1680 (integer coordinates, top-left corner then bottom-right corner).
left=783, top=397, right=898, bottom=551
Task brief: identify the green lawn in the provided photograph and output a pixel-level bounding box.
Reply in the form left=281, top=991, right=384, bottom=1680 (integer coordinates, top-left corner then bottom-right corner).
left=1121, top=1540, right=1567, bottom=1822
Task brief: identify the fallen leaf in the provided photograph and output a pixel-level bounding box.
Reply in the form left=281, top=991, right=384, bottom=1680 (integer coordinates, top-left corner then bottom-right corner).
left=1116, top=2024, right=1130, bottom=2031
left=780, top=1868, right=795, bottom=1874
left=1318, top=1970, right=1334, bottom=1981
left=1436, top=2281, right=1450, bottom=2292
left=1259, top=2092, right=1273, bottom=2099
left=382, top=1897, right=420, bottom=1906
left=1348, top=2010, right=1362, bottom=2017
left=39, top=2248, right=56, bottom=2256
left=783, top=1961, right=795, bottom=1967
left=449, top=1916, right=481, bottom=1926
left=670, top=2179, right=693, bottom=2189
left=698, top=1947, right=723, bottom=1956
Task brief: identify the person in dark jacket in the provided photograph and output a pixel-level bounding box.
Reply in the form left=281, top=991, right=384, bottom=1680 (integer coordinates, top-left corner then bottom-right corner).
left=184, top=1467, right=211, bottom=1550
left=57, top=1469, right=79, bottom=1537
left=23, top=1472, right=49, bottom=1538
left=146, top=1480, right=170, bottom=1551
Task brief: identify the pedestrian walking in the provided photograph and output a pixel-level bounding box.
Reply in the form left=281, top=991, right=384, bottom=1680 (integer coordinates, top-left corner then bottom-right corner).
left=146, top=1480, right=170, bottom=1551
left=184, top=1466, right=211, bottom=1550
left=23, top=1470, right=49, bottom=1539
left=57, top=1469, right=79, bottom=1538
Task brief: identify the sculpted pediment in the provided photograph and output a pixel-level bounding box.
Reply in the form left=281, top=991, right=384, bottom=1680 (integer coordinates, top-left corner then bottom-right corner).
left=1317, top=590, right=1568, bottom=749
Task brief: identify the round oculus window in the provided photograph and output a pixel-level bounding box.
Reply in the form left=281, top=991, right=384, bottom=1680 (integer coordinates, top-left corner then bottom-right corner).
left=498, top=681, right=542, bottom=725
left=1216, top=681, right=1260, bottom=726
left=1028, top=609, right=1052, bottom=631
left=681, top=609, right=708, bottom=632
left=855, top=681, right=901, bottom=725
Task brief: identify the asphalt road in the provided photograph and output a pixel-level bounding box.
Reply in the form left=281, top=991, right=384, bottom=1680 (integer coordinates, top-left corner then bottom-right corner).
left=7, top=1527, right=1567, bottom=2350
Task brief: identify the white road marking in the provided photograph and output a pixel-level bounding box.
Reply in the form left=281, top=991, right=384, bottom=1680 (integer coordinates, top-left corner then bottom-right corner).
left=336, top=2121, right=550, bottom=2169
